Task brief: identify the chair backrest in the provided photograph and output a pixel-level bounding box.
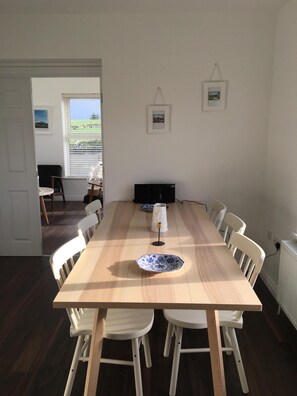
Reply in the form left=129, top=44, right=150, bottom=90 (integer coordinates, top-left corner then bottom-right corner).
left=49, top=235, right=86, bottom=329
left=209, top=200, right=227, bottom=230
left=85, top=199, right=103, bottom=221
left=77, top=213, right=99, bottom=244
left=222, top=212, right=246, bottom=247
left=38, top=164, right=63, bottom=190
left=229, top=232, right=265, bottom=319
left=50, top=235, right=86, bottom=288
left=229, top=232, right=265, bottom=286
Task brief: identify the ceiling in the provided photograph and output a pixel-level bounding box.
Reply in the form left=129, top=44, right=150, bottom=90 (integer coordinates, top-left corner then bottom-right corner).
left=0, top=0, right=289, bottom=15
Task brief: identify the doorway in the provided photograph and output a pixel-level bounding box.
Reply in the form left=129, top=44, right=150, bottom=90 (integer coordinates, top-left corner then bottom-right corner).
left=0, top=59, right=102, bottom=256
left=31, top=77, right=102, bottom=254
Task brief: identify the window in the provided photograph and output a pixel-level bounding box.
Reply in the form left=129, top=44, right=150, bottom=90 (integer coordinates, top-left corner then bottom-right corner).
left=62, top=94, right=102, bottom=177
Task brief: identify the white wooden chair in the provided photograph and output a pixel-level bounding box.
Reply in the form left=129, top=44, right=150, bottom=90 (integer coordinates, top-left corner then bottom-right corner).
left=209, top=199, right=227, bottom=230
left=222, top=212, right=246, bottom=248
left=77, top=213, right=99, bottom=244
left=50, top=236, right=154, bottom=396
left=163, top=232, right=265, bottom=396
left=85, top=198, right=103, bottom=222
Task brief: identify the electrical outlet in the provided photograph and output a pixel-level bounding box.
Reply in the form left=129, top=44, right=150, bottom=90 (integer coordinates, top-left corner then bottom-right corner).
left=273, top=236, right=281, bottom=251
left=274, top=241, right=281, bottom=251
left=267, top=231, right=281, bottom=250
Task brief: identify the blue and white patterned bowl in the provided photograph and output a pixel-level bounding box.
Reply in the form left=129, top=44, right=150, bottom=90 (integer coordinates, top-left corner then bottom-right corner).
left=141, top=204, right=154, bottom=212
left=136, top=254, right=184, bottom=273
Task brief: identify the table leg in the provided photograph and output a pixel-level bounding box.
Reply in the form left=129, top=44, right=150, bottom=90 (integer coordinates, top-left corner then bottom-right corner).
left=84, top=308, right=107, bottom=396
left=39, top=196, right=49, bottom=224
left=206, top=310, right=227, bottom=396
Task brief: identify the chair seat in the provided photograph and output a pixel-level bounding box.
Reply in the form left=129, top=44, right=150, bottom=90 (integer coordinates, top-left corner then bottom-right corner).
left=163, top=309, right=243, bottom=330
left=71, top=308, right=154, bottom=340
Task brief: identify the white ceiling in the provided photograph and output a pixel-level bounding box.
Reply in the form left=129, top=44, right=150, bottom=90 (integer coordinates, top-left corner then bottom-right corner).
left=0, top=0, right=289, bottom=15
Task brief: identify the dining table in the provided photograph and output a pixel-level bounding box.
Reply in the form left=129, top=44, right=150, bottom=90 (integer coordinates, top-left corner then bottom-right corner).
left=53, top=200, right=262, bottom=396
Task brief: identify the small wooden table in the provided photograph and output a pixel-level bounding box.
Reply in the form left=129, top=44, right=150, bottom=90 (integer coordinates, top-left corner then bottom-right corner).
left=39, top=187, right=54, bottom=224
left=53, top=201, right=262, bottom=396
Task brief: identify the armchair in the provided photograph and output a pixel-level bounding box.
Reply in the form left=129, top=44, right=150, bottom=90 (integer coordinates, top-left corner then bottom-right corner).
left=87, top=179, right=103, bottom=203
left=37, top=165, right=66, bottom=211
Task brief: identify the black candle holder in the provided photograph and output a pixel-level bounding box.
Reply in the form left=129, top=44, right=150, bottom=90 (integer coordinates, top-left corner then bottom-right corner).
left=152, top=222, right=165, bottom=246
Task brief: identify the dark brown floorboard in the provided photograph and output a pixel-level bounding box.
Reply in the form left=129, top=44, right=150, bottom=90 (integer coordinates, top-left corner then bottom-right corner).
left=1, top=203, right=297, bottom=395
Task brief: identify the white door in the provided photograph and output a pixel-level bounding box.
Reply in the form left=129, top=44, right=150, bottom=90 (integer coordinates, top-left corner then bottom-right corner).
left=0, top=77, right=42, bottom=255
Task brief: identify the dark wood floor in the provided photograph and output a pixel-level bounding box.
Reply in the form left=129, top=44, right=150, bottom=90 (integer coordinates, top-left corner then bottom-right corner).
left=1, top=202, right=297, bottom=395
left=41, top=201, right=86, bottom=255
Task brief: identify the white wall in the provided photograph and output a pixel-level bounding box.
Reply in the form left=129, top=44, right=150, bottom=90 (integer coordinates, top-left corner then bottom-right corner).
left=0, top=12, right=277, bottom=244
left=32, top=77, right=100, bottom=200
left=264, top=0, right=297, bottom=294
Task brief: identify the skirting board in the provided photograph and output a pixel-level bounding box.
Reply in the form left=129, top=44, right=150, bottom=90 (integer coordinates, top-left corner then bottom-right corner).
left=260, top=270, right=278, bottom=298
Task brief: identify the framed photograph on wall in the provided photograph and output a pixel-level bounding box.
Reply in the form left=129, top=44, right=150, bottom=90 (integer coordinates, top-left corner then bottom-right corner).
left=202, top=81, right=226, bottom=111
left=34, top=106, right=52, bottom=134
left=147, top=105, right=171, bottom=134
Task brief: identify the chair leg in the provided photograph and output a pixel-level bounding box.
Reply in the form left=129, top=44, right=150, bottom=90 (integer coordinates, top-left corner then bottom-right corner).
left=228, top=327, right=249, bottom=394
left=58, top=177, right=66, bottom=203
left=51, top=194, right=54, bottom=212
left=222, top=326, right=232, bottom=355
left=131, top=338, right=143, bottom=396
left=169, top=326, right=183, bottom=396
left=82, top=335, right=90, bottom=359
left=142, top=334, right=152, bottom=368
left=163, top=322, right=174, bottom=357
left=64, top=336, right=84, bottom=396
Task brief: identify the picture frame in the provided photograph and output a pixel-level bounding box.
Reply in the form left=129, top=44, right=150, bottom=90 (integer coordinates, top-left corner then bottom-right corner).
left=34, top=106, right=52, bottom=134
left=202, top=81, right=226, bottom=111
left=147, top=105, right=171, bottom=134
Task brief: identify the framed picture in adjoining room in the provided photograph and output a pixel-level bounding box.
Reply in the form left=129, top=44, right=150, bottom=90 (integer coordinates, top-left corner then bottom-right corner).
left=202, top=81, right=226, bottom=111
left=147, top=105, right=171, bottom=134
left=34, top=106, right=52, bottom=134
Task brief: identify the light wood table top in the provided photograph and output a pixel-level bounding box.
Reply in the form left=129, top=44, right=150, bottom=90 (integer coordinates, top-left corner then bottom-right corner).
left=53, top=201, right=262, bottom=396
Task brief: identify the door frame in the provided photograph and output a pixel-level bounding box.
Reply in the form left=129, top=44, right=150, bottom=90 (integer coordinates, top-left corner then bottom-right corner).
left=0, top=59, right=102, bottom=78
